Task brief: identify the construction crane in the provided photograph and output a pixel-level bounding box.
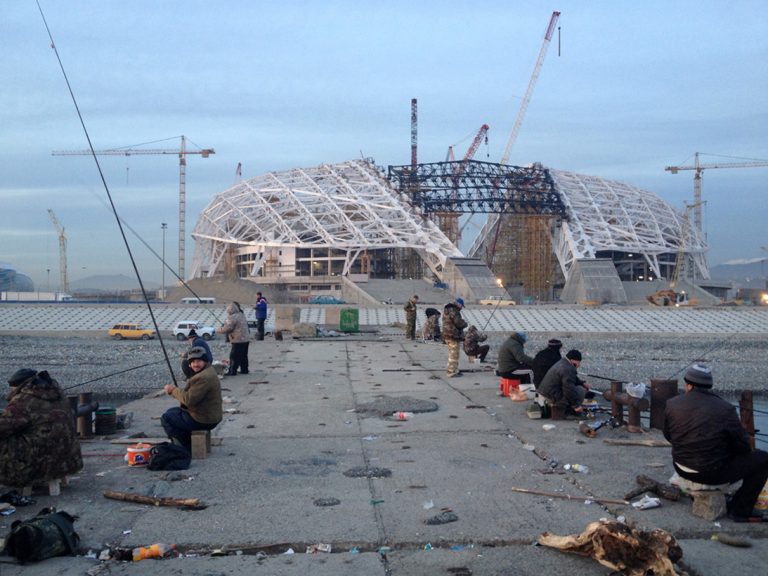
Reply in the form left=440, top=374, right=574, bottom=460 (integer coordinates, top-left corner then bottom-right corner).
left=664, top=152, right=768, bottom=233
left=485, top=11, right=560, bottom=275
left=47, top=209, right=69, bottom=293
left=500, top=10, right=560, bottom=165
left=52, top=135, right=215, bottom=279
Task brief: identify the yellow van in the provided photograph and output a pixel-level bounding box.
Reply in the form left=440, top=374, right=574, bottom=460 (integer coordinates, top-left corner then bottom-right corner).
left=108, top=323, right=156, bottom=340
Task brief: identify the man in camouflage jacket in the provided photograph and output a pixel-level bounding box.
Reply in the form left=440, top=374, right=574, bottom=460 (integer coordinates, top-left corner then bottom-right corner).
left=0, top=369, right=83, bottom=487
left=442, top=298, right=468, bottom=377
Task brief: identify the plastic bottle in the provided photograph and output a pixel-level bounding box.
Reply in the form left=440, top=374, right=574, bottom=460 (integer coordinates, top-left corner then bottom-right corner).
left=563, top=463, right=589, bottom=474
left=394, top=411, right=413, bottom=421
left=132, top=543, right=175, bottom=561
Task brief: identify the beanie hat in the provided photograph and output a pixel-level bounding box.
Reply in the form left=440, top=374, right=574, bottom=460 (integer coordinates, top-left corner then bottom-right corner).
left=456, top=298, right=465, bottom=307
left=187, top=346, right=208, bottom=362
left=684, top=363, right=713, bottom=388
left=8, top=368, right=36, bottom=387
left=566, top=349, right=582, bottom=361
left=187, top=329, right=198, bottom=339
left=547, top=339, right=563, bottom=349
left=516, top=331, right=528, bottom=343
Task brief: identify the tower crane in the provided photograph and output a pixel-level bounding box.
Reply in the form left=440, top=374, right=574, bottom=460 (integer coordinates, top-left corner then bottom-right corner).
left=52, top=135, right=215, bottom=279
left=47, top=209, right=69, bottom=293
left=664, top=152, right=768, bottom=233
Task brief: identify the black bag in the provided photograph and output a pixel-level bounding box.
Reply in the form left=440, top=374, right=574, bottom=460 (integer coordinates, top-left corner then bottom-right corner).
left=147, top=442, right=191, bottom=471
left=4, top=508, right=79, bottom=563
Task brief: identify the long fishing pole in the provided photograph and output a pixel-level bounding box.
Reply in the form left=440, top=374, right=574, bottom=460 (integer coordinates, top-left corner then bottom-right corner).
left=63, top=360, right=166, bottom=391
left=37, top=2, right=177, bottom=386
left=481, top=296, right=505, bottom=332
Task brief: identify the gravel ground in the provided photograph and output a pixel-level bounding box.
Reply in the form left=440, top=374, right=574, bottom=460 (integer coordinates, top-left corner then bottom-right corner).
left=0, top=332, right=764, bottom=405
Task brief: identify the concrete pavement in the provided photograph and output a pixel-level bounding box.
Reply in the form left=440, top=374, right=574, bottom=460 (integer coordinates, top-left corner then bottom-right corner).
left=1, top=331, right=766, bottom=575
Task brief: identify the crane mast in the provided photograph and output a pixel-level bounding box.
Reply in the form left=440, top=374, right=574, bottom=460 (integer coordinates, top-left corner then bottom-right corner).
left=47, top=209, right=69, bottom=293
left=500, top=11, right=560, bottom=165
left=52, top=135, right=215, bottom=280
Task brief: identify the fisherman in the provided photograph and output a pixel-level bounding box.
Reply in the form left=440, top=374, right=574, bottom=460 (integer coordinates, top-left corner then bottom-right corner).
left=254, top=292, right=268, bottom=341
left=532, top=338, right=563, bottom=388
left=422, top=308, right=441, bottom=342
left=0, top=369, right=83, bottom=489
left=664, top=363, right=768, bottom=522
left=217, top=302, right=250, bottom=375
left=496, top=331, right=535, bottom=382
left=442, top=297, right=467, bottom=377
left=162, top=346, right=223, bottom=450
left=463, top=325, right=490, bottom=363
left=404, top=294, right=419, bottom=340
left=181, top=329, right=213, bottom=379
left=537, top=349, right=587, bottom=416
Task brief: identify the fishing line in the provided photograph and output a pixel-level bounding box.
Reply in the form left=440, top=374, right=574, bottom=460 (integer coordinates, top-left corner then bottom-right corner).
left=480, top=296, right=505, bottom=332
left=37, top=2, right=177, bottom=386
left=63, top=360, right=167, bottom=391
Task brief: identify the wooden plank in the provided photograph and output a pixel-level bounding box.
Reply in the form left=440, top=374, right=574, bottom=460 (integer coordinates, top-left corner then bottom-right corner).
left=603, top=439, right=671, bottom=447
left=109, top=437, right=169, bottom=445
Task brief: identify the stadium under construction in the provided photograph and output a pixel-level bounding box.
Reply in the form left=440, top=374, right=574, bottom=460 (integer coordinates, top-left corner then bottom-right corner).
left=188, top=158, right=723, bottom=305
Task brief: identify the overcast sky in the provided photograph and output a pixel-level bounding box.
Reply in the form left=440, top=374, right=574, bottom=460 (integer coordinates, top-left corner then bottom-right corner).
left=2, top=1, right=767, bottom=289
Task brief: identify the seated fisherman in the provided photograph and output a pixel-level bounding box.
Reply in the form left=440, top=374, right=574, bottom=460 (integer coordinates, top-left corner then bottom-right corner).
left=538, top=349, right=587, bottom=415
left=162, top=347, right=223, bottom=450
left=496, top=331, right=534, bottom=382
left=422, top=308, right=441, bottom=342
left=180, top=329, right=213, bottom=379
left=664, top=364, right=768, bottom=522
left=532, top=338, right=563, bottom=388
left=463, top=325, right=490, bottom=362
left=0, top=369, right=83, bottom=489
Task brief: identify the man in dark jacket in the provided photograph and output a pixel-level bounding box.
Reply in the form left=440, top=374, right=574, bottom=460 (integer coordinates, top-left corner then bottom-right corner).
left=532, top=338, right=563, bottom=388
left=664, top=364, right=768, bottom=522
left=538, top=349, right=586, bottom=414
left=442, top=298, right=467, bottom=377
left=181, top=329, right=213, bottom=378
left=496, top=331, right=534, bottom=381
left=254, top=292, right=268, bottom=341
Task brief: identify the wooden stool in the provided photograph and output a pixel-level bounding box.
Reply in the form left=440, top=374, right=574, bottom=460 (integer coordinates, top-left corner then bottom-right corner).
left=191, top=430, right=212, bottom=459
left=22, top=476, right=67, bottom=497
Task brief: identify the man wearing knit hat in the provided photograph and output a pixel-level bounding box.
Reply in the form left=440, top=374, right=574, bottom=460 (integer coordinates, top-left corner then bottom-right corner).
left=538, top=349, right=587, bottom=415
left=532, top=338, right=563, bottom=388
left=664, top=363, right=768, bottom=522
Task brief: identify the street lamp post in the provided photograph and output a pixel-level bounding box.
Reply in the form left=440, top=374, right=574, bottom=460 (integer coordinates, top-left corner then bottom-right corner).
left=46, top=268, right=50, bottom=292
left=161, top=223, right=168, bottom=300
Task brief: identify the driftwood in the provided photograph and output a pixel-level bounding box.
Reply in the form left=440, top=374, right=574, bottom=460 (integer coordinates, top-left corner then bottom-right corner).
left=103, top=490, right=206, bottom=509
left=539, top=520, right=682, bottom=576
left=603, top=438, right=671, bottom=447
left=624, top=474, right=682, bottom=502
left=510, top=486, right=628, bottom=506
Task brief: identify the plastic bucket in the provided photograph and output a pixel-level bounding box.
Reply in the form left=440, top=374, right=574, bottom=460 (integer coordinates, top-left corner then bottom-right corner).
left=94, top=407, right=117, bottom=435
left=126, top=443, right=152, bottom=466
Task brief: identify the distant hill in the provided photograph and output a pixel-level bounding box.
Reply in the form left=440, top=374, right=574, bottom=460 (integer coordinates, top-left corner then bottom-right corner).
left=709, top=259, right=767, bottom=287
left=70, top=274, right=160, bottom=293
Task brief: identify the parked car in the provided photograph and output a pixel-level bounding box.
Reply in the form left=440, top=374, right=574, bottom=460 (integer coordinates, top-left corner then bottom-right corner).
left=108, top=323, right=156, bottom=340
left=173, top=320, right=216, bottom=341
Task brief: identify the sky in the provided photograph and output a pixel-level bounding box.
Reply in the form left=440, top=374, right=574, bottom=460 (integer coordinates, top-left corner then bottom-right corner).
left=2, top=1, right=767, bottom=289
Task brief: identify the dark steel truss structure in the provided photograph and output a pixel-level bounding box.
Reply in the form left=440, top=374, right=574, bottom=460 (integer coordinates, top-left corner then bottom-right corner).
left=388, top=160, right=567, bottom=217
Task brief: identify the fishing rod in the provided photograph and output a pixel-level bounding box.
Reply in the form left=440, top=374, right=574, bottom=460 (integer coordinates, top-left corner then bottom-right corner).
left=63, top=360, right=167, bottom=391
left=481, top=296, right=506, bottom=332
left=87, top=192, right=224, bottom=326
left=37, top=3, right=177, bottom=386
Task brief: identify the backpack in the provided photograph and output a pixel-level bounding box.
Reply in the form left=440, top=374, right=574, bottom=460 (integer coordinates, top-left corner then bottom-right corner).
left=4, top=509, right=79, bottom=563
left=147, top=442, right=191, bottom=471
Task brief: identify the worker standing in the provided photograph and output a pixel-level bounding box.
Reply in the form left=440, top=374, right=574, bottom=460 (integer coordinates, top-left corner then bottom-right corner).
left=403, top=294, right=419, bottom=340
left=442, top=297, right=467, bottom=378
left=254, top=292, right=268, bottom=341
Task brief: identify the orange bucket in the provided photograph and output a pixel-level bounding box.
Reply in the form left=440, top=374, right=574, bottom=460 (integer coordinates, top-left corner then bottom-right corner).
left=126, top=443, right=152, bottom=466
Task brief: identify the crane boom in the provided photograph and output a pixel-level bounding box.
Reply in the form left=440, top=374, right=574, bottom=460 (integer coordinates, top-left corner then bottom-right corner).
left=52, top=135, right=215, bottom=279
left=500, top=11, right=560, bottom=166
left=665, top=152, right=768, bottom=232
left=47, top=209, right=69, bottom=294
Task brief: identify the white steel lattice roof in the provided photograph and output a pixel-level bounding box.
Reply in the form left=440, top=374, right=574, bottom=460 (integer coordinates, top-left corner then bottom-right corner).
left=549, top=170, right=709, bottom=280
left=189, top=159, right=462, bottom=279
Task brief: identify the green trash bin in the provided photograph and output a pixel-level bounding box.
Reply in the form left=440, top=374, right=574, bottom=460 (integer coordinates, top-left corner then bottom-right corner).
left=339, top=308, right=359, bottom=333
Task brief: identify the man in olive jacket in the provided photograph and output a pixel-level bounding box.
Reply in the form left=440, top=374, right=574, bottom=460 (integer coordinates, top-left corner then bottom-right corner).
left=496, top=331, right=534, bottom=381
left=162, top=347, right=223, bottom=450
left=664, top=363, right=768, bottom=522
left=442, top=298, right=467, bottom=377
